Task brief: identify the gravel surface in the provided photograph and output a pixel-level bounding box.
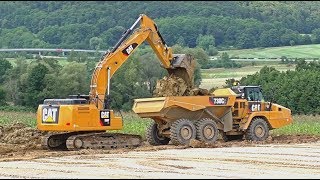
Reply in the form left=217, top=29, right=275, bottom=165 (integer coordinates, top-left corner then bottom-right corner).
left=0, top=141, right=319, bottom=179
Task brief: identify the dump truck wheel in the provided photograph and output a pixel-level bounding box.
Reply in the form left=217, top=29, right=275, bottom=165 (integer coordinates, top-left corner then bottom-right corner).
left=245, top=117, right=269, bottom=141
left=170, top=119, right=196, bottom=145
left=146, top=122, right=170, bottom=145
left=195, top=118, right=218, bottom=143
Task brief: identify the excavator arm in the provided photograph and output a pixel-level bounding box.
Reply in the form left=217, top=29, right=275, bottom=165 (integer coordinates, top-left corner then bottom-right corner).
left=89, top=14, right=194, bottom=110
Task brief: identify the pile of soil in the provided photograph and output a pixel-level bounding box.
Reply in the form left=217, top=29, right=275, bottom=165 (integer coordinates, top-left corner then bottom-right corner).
left=0, top=123, right=47, bottom=155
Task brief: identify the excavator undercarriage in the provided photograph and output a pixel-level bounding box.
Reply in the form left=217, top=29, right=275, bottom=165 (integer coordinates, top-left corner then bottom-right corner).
left=41, top=132, right=142, bottom=151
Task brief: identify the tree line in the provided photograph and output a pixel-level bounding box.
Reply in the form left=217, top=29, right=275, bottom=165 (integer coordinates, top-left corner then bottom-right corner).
left=1, top=1, right=320, bottom=51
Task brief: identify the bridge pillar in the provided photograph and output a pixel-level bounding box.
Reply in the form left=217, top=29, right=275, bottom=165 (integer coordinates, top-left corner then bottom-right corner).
left=62, top=52, right=65, bottom=56
left=39, top=51, right=41, bottom=56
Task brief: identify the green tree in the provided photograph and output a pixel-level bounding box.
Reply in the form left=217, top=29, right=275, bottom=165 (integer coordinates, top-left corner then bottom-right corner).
left=67, top=50, right=77, bottom=62
left=207, top=45, right=218, bottom=56
left=176, top=36, right=186, bottom=47
left=311, top=28, right=320, bottom=44
left=55, top=62, right=89, bottom=98
left=0, top=59, right=12, bottom=83
left=0, top=88, right=7, bottom=106
left=196, top=34, right=215, bottom=51
left=89, top=37, right=103, bottom=50
left=23, top=63, right=49, bottom=108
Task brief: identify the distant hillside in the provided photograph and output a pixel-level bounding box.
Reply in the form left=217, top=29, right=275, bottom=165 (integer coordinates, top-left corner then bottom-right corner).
left=1, top=1, right=320, bottom=50
left=220, top=44, right=320, bottom=59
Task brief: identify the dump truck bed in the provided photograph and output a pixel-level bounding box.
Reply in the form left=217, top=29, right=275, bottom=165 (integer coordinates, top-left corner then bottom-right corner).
left=132, top=88, right=237, bottom=123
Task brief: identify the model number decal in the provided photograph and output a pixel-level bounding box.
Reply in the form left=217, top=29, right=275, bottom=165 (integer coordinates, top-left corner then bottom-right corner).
left=209, top=97, right=228, bottom=105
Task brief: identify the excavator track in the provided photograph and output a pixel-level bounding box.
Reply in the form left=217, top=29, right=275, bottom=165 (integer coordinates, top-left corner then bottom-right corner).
left=41, top=132, right=142, bottom=151
left=41, top=132, right=75, bottom=150
left=66, top=132, right=142, bottom=150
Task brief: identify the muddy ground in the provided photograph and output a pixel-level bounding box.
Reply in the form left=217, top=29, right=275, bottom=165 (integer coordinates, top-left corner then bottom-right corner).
left=0, top=141, right=319, bottom=178
left=0, top=123, right=319, bottom=163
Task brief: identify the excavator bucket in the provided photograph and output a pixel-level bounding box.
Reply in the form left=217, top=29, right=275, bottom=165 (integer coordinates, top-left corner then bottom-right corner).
left=167, top=54, right=196, bottom=87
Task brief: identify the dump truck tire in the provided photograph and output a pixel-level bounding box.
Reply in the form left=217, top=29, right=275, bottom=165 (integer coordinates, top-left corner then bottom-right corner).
left=245, top=117, right=269, bottom=141
left=170, top=119, right=196, bottom=145
left=146, top=122, right=170, bottom=145
left=195, top=118, right=218, bottom=143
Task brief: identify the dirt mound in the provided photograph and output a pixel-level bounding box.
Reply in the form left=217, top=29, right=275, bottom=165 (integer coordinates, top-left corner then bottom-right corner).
left=0, top=123, right=47, bottom=155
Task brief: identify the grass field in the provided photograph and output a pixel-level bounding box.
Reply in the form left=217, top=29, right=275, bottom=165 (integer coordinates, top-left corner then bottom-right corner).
left=0, top=111, right=36, bottom=127
left=218, top=44, right=320, bottom=59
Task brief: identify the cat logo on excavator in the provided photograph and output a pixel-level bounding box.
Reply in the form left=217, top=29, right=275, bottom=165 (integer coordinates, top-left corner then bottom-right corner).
left=42, top=106, right=59, bottom=123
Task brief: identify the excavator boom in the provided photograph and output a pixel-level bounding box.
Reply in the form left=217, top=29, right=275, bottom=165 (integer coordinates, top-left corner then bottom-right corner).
left=89, top=14, right=195, bottom=109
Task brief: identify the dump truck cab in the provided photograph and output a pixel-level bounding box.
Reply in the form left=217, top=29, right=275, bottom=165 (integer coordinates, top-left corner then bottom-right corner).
left=231, top=86, right=267, bottom=120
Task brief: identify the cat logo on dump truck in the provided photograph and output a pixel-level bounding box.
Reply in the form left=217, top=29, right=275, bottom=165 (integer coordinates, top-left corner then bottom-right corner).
left=42, top=106, right=59, bottom=123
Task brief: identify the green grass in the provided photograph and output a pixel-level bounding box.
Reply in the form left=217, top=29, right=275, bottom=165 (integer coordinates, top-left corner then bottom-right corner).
left=272, top=115, right=320, bottom=136
left=0, top=111, right=36, bottom=127
left=0, top=111, right=318, bottom=138
left=218, top=44, right=320, bottom=59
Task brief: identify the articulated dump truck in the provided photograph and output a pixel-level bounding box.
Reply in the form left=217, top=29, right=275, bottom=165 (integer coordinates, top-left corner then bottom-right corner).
left=133, top=86, right=293, bottom=146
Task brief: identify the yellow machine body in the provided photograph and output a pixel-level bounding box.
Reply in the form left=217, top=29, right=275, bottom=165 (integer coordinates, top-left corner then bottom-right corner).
left=37, top=104, right=122, bottom=132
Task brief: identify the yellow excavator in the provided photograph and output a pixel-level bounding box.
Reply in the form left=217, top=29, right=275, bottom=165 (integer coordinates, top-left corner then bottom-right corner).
left=37, top=14, right=195, bottom=150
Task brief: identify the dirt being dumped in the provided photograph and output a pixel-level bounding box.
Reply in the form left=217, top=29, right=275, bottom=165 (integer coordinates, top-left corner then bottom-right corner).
left=153, top=74, right=188, bottom=96
left=153, top=74, right=209, bottom=97
left=153, top=53, right=209, bottom=97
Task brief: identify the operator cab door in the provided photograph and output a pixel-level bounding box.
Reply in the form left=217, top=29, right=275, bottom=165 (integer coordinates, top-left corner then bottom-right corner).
left=244, top=87, right=266, bottom=113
